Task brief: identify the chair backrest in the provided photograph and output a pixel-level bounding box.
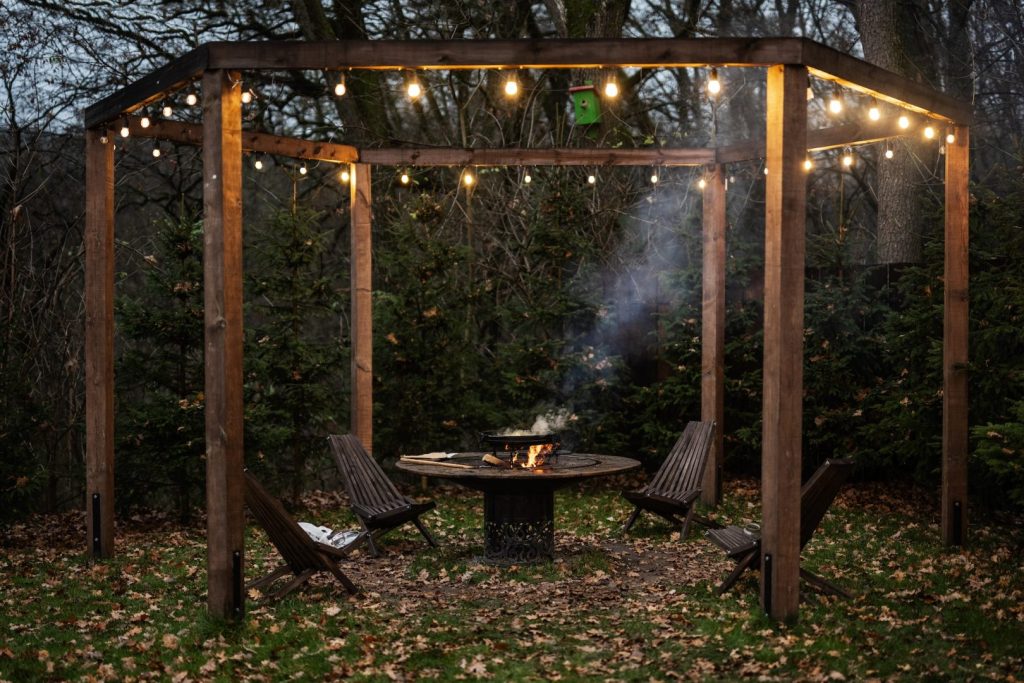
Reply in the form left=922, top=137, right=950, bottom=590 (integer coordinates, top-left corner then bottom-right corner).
left=799, top=458, right=854, bottom=549
left=646, top=420, right=716, bottom=496
left=244, top=470, right=324, bottom=574
left=328, top=434, right=406, bottom=513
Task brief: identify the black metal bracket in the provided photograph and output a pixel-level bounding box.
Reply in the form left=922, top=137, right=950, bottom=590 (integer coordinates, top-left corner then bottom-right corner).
left=232, top=550, right=244, bottom=618
left=91, top=493, right=102, bottom=556
left=763, top=553, right=773, bottom=616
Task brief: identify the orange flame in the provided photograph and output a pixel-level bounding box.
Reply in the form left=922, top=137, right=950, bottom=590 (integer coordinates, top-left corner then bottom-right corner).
left=510, top=443, right=555, bottom=469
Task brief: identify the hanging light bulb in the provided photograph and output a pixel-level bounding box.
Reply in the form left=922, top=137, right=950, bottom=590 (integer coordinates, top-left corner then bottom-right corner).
left=119, top=121, right=130, bottom=138
left=523, top=173, right=532, bottom=184
left=100, top=135, right=108, bottom=145
left=707, top=67, right=721, bottom=96
left=945, top=130, right=956, bottom=144
left=406, top=73, right=422, bottom=100
left=898, top=114, right=910, bottom=129
left=334, top=73, right=347, bottom=97
left=650, top=172, right=659, bottom=184
left=763, top=168, right=769, bottom=175
left=923, top=125, right=936, bottom=140
left=698, top=177, right=707, bottom=189
left=603, top=78, right=619, bottom=99
left=503, top=75, right=519, bottom=97
left=400, top=172, right=410, bottom=185
left=241, top=89, right=254, bottom=104
left=254, top=159, right=264, bottom=170
left=140, top=114, right=151, bottom=128
left=828, top=87, right=843, bottom=114
left=299, top=164, right=308, bottom=175
left=186, top=92, right=198, bottom=106
left=462, top=170, right=475, bottom=187
left=868, top=97, right=881, bottom=121
left=162, top=105, right=173, bottom=118
left=152, top=147, right=161, bottom=158
left=587, top=174, right=597, bottom=185
left=842, top=148, right=854, bottom=167
left=884, top=148, right=894, bottom=160
left=803, top=158, right=814, bottom=171
left=339, top=169, right=350, bottom=184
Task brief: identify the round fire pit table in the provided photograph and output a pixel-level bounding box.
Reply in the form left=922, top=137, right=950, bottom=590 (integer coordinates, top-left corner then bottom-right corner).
left=396, top=453, right=639, bottom=565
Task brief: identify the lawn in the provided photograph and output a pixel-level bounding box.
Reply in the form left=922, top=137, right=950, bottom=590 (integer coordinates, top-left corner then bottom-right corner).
left=1, top=475, right=1022, bottom=681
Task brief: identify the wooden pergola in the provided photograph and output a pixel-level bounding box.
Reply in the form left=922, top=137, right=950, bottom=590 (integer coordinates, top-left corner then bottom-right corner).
left=83, top=38, right=971, bottom=622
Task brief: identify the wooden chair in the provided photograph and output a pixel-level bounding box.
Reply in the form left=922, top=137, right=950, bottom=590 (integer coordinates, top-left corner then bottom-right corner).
left=707, top=458, right=854, bottom=597
left=328, top=434, right=438, bottom=556
left=244, top=470, right=366, bottom=600
left=621, top=420, right=719, bottom=540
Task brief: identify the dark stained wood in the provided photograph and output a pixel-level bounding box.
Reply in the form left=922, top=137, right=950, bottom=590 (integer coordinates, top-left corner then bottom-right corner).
left=84, top=45, right=209, bottom=128
left=942, top=125, right=970, bottom=546
left=125, top=116, right=359, bottom=163
left=701, top=165, right=726, bottom=506
left=350, top=164, right=373, bottom=450
left=803, top=41, right=973, bottom=125
left=360, top=147, right=714, bottom=167
left=716, top=118, right=909, bottom=164
left=708, top=459, right=853, bottom=597
left=396, top=453, right=639, bottom=481
left=203, top=69, right=246, bottom=620
left=84, top=128, right=115, bottom=559
left=761, top=64, right=808, bottom=622
left=621, top=421, right=719, bottom=539
left=328, top=434, right=438, bottom=556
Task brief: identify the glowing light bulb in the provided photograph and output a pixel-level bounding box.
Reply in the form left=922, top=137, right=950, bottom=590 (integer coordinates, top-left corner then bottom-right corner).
left=152, top=147, right=161, bottom=158
left=603, top=80, right=619, bottom=98
left=868, top=98, right=881, bottom=121
left=254, top=159, right=264, bottom=170
left=334, top=75, right=347, bottom=97
left=407, top=79, right=422, bottom=99
left=100, top=136, right=108, bottom=144
left=763, top=168, right=769, bottom=175
left=923, top=125, right=935, bottom=139
left=898, top=115, right=910, bottom=129
left=803, top=158, right=813, bottom=171
left=650, top=173, right=658, bottom=184
left=707, top=68, right=721, bottom=96
left=241, top=90, right=253, bottom=104
left=698, top=178, right=707, bottom=189
left=186, top=93, right=198, bottom=106
left=140, top=116, right=150, bottom=128
left=400, top=172, right=410, bottom=185
left=162, top=105, right=172, bottom=117
left=299, top=165, right=308, bottom=175
left=842, top=151, right=854, bottom=167
left=884, top=148, right=894, bottom=159
left=339, top=169, right=350, bottom=183
left=504, top=78, right=519, bottom=97
left=463, top=171, right=475, bottom=187
left=946, top=132, right=955, bottom=144
left=587, top=174, right=597, bottom=185
left=523, top=174, right=532, bottom=184
left=828, top=93, right=843, bottom=114
left=120, top=125, right=130, bottom=138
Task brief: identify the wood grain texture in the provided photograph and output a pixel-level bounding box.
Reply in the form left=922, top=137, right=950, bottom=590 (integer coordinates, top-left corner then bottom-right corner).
left=716, top=118, right=912, bottom=164
left=202, top=70, right=246, bottom=619
left=700, top=165, right=726, bottom=506
left=84, top=128, right=115, bottom=559
left=761, top=64, right=808, bottom=622
left=350, top=164, right=373, bottom=452
left=942, top=126, right=970, bottom=546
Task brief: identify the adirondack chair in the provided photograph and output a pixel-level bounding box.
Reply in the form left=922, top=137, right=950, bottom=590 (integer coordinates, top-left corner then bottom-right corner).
left=328, top=434, right=439, bottom=557
left=707, top=458, right=854, bottom=597
left=621, top=420, right=719, bottom=540
left=243, top=470, right=366, bottom=600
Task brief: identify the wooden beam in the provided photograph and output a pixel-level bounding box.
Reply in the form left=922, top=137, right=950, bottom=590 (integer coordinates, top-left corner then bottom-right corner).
left=84, top=45, right=209, bottom=128
left=359, top=147, right=714, bottom=167
left=701, top=164, right=726, bottom=507
left=942, top=125, right=969, bottom=546
left=126, top=116, right=359, bottom=163
left=206, top=38, right=805, bottom=71
left=202, top=69, right=246, bottom=620
left=716, top=118, right=909, bottom=164
left=84, top=128, right=115, bottom=560
left=761, top=64, right=808, bottom=622
left=803, top=41, right=972, bottom=125
left=351, top=163, right=373, bottom=451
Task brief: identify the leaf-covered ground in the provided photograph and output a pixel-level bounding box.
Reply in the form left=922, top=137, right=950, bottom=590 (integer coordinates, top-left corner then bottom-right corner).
left=2, top=476, right=1022, bottom=681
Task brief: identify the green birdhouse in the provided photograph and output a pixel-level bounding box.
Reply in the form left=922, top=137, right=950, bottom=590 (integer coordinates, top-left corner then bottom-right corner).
left=569, top=83, right=601, bottom=125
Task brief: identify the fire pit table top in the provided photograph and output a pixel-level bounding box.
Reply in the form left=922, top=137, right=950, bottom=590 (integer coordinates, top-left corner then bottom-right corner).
left=396, top=453, right=639, bottom=481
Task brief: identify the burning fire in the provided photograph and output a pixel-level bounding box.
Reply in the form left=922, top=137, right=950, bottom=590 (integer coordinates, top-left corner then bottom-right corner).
left=510, top=442, right=555, bottom=469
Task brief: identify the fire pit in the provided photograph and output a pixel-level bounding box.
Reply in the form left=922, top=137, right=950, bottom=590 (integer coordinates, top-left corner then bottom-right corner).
left=396, top=452, right=639, bottom=565
left=479, top=432, right=561, bottom=469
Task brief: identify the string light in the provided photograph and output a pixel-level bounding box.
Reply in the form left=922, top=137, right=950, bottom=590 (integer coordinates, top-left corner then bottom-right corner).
left=707, top=67, right=721, bottom=96
left=828, top=87, right=843, bottom=114
left=339, top=169, right=350, bottom=184
left=884, top=148, right=894, bottom=159
left=945, top=130, right=956, bottom=144
left=119, top=120, right=130, bottom=138
left=763, top=168, right=769, bottom=175
left=698, top=177, right=707, bottom=189
left=523, top=173, right=532, bottom=184
left=140, top=114, right=151, bottom=128
left=406, top=73, right=422, bottom=100
left=462, top=169, right=475, bottom=187
left=603, top=77, right=619, bottom=99
left=400, top=172, right=410, bottom=185
left=898, top=114, right=910, bottom=129
left=162, top=105, right=172, bottom=117
left=803, top=158, right=814, bottom=171
left=152, top=147, right=161, bottom=158
left=923, top=125, right=935, bottom=140
left=299, top=164, right=308, bottom=175
left=241, top=89, right=254, bottom=105
left=650, top=171, right=659, bottom=184
left=186, top=92, right=198, bottom=106
left=254, top=159, right=264, bottom=170
left=842, top=147, right=854, bottom=167
left=587, top=173, right=597, bottom=185
left=503, top=75, right=519, bottom=97
left=334, top=73, right=347, bottom=97
left=868, top=98, right=881, bottom=121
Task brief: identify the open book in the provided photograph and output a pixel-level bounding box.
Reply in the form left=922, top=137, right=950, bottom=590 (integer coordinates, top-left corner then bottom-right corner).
left=298, top=522, right=362, bottom=549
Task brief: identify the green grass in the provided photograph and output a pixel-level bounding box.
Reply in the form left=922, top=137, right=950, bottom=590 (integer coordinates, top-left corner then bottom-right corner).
left=1, top=479, right=1022, bottom=681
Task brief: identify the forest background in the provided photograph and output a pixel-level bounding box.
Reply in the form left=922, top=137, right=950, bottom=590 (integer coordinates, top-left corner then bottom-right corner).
left=2, top=0, right=1023, bottom=522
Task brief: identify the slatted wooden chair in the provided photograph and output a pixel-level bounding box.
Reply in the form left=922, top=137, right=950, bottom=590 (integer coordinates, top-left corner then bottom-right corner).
left=328, top=434, right=438, bottom=556
left=621, top=420, right=719, bottom=540
left=244, top=470, right=366, bottom=600
left=707, top=458, right=854, bottom=597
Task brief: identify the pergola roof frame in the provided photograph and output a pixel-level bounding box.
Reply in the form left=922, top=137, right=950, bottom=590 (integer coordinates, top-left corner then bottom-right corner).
left=83, top=38, right=971, bottom=625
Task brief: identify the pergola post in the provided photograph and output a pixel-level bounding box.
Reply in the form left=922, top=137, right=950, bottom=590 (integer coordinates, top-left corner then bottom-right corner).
left=84, top=128, right=115, bottom=559
left=761, top=64, right=808, bottom=621
left=701, top=163, right=726, bottom=506
left=202, top=69, right=245, bottom=619
left=942, top=125, right=969, bottom=546
left=351, top=163, right=373, bottom=451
